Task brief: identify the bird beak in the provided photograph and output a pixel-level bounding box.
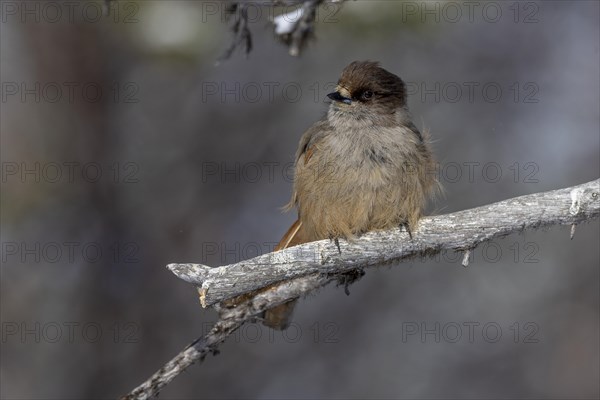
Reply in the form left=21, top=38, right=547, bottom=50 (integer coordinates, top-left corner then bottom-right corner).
left=327, top=91, right=352, bottom=105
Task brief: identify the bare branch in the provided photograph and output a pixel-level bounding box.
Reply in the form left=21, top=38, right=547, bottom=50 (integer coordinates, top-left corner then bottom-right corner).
left=121, top=318, right=242, bottom=400
left=170, top=179, right=600, bottom=307
left=273, top=0, right=326, bottom=56
left=218, top=3, right=253, bottom=62
left=219, top=0, right=346, bottom=60
left=122, top=274, right=332, bottom=400
left=122, top=179, right=599, bottom=399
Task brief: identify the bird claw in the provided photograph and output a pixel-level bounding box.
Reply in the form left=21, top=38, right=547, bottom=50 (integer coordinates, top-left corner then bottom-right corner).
left=400, top=222, right=413, bottom=239
left=333, top=237, right=341, bottom=254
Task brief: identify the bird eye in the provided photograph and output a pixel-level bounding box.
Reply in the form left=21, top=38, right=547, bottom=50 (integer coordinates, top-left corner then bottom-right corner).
left=361, top=90, right=374, bottom=100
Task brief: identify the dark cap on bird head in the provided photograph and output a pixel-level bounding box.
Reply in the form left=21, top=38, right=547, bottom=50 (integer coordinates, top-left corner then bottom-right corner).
left=327, top=61, right=407, bottom=110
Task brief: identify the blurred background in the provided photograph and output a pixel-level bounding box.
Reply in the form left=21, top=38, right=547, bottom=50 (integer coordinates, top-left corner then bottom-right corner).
left=1, top=1, right=599, bottom=398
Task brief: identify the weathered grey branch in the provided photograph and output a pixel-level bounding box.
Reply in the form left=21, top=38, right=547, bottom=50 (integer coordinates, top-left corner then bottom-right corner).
left=170, top=179, right=600, bottom=307
left=122, top=274, right=332, bottom=400
left=122, top=179, right=599, bottom=399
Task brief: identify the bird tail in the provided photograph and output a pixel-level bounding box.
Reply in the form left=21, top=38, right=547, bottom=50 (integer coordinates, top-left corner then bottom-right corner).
left=263, top=219, right=305, bottom=330
left=274, top=219, right=304, bottom=251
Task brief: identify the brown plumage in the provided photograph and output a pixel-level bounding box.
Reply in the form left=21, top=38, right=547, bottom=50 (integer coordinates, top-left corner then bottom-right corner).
left=263, top=61, right=438, bottom=329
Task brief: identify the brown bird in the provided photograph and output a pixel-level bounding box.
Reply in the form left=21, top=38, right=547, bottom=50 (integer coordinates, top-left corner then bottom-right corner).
left=263, top=61, right=438, bottom=329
